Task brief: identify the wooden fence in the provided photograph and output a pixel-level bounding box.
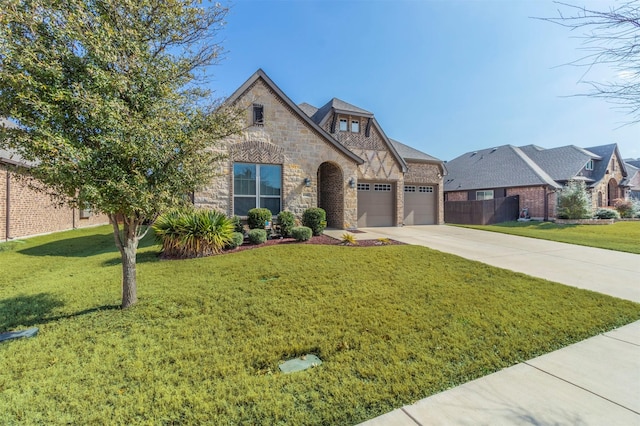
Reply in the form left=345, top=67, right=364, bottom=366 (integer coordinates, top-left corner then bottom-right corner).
left=445, top=196, right=520, bottom=225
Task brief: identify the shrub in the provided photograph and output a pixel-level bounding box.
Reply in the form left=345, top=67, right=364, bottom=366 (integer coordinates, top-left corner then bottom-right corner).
left=376, top=238, right=392, bottom=246
left=153, top=208, right=234, bottom=258
left=340, top=233, right=358, bottom=246
left=247, top=229, right=267, bottom=245
left=302, top=207, right=327, bottom=236
left=231, top=215, right=244, bottom=233
left=277, top=211, right=296, bottom=237
left=247, top=208, right=272, bottom=229
left=613, top=198, right=636, bottom=218
left=226, top=232, right=245, bottom=250
left=557, top=180, right=592, bottom=219
left=593, top=208, right=620, bottom=219
left=291, top=226, right=312, bottom=241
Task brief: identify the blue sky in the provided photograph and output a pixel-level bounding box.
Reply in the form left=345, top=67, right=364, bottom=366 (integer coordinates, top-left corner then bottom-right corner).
left=209, top=0, right=639, bottom=162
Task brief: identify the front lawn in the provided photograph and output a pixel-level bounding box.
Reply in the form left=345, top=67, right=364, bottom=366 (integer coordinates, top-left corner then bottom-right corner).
left=1, top=226, right=638, bottom=424
left=457, top=221, right=640, bottom=254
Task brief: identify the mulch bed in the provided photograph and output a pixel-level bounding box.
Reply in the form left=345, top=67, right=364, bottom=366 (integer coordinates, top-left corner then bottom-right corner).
left=225, top=234, right=404, bottom=255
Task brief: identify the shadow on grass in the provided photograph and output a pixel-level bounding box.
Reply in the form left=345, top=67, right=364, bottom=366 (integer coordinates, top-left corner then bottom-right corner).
left=19, top=229, right=159, bottom=260
left=492, top=221, right=579, bottom=230
left=101, top=249, right=160, bottom=266
left=0, top=293, right=120, bottom=330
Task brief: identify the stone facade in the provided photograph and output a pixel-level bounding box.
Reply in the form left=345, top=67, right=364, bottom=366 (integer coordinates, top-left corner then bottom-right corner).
left=590, top=150, right=626, bottom=209
left=0, top=164, right=108, bottom=240
left=194, top=78, right=360, bottom=228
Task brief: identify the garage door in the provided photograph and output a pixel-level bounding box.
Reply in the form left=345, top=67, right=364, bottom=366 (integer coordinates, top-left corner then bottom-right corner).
left=404, top=185, right=436, bottom=225
left=357, top=182, right=395, bottom=227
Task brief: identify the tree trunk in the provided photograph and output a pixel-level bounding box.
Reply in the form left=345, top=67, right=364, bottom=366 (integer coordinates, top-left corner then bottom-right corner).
left=109, top=214, right=140, bottom=309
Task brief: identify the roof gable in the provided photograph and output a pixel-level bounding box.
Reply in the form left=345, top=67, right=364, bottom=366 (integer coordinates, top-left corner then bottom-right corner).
left=584, top=143, right=628, bottom=184
left=226, top=70, right=364, bottom=165
left=519, top=144, right=598, bottom=181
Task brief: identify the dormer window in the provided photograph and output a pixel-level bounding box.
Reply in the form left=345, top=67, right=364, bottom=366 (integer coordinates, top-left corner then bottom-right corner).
left=585, top=160, right=594, bottom=171
left=351, top=120, right=360, bottom=133
left=253, top=104, right=264, bottom=126
left=339, top=118, right=348, bottom=131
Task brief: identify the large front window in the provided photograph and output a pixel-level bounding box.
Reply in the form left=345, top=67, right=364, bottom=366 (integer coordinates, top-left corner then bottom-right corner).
left=233, top=163, right=282, bottom=216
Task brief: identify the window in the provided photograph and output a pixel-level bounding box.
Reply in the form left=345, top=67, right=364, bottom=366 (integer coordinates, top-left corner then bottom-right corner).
left=253, top=104, right=264, bottom=125
left=585, top=160, right=594, bottom=171
left=476, top=190, right=494, bottom=200
left=351, top=120, right=360, bottom=133
left=233, top=163, right=281, bottom=216
left=419, top=186, right=434, bottom=193
left=374, top=183, right=392, bottom=191
left=339, top=118, right=348, bottom=131
left=404, top=186, right=416, bottom=192
left=357, top=183, right=370, bottom=191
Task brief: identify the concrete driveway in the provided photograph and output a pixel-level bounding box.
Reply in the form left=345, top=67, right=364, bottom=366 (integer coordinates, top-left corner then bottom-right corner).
left=324, top=225, right=640, bottom=426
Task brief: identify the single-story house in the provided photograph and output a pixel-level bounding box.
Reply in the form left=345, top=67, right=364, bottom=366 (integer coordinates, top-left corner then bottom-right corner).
left=194, top=69, right=446, bottom=228
left=0, top=118, right=108, bottom=240
left=444, top=143, right=629, bottom=221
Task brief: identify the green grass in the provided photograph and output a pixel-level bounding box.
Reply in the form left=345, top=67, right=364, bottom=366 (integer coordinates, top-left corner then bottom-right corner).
left=1, top=226, right=639, bottom=425
left=457, top=221, right=640, bottom=254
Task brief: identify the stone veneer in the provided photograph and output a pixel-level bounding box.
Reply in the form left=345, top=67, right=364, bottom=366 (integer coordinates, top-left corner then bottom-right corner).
left=590, top=150, right=626, bottom=209
left=194, top=79, right=360, bottom=228
left=0, top=164, right=109, bottom=240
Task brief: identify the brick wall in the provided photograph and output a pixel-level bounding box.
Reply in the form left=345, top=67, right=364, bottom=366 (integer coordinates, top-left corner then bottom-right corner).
left=1, top=164, right=109, bottom=240
left=445, top=191, right=468, bottom=202
left=506, top=185, right=556, bottom=219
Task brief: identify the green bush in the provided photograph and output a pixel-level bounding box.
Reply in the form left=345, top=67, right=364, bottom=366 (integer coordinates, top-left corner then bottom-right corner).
left=231, top=215, right=244, bottom=233
left=613, top=199, right=636, bottom=218
left=226, top=232, right=245, bottom=250
left=593, top=208, right=620, bottom=219
left=277, top=211, right=296, bottom=237
left=557, top=180, right=592, bottom=219
left=291, top=226, right=312, bottom=241
left=247, top=208, right=273, bottom=229
left=247, top=228, right=267, bottom=245
left=302, top=207, right=327, bottom=236
left=153, top=208, right=234, bottom=258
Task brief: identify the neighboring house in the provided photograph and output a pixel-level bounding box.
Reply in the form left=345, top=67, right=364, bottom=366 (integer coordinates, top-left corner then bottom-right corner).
left=624, top=159, right=640, bottom=200
left=0, top=118, right=108, bottom=240
left=194, top=69, right=446, bottom=228
left=444, top=143, right=629, bottom=221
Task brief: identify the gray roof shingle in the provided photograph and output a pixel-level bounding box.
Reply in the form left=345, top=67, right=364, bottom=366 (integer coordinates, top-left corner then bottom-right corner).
left=519, top=144, right=599, bottom=182
left=298, top=102, right=318, bottom=117
left=389, top=138, right=442, bottom=163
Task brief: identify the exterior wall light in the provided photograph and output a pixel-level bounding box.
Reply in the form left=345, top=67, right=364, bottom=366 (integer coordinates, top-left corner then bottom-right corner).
left=348, top=177, right=356, bottom=188
left=304, top=177, right=311, bottom=187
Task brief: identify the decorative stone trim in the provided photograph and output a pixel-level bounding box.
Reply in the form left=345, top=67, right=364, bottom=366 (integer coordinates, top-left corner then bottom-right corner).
left=555, top=218, right=614, bottom=225
left=230, top=140, right=284, bottom=164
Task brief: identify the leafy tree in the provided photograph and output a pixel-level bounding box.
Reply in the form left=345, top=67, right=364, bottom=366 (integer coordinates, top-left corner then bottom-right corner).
left=557, top=179, right=592, bottom=219
left=0, top=0, right=242, bottom=308
left=540, top=1, right=640, bottom=124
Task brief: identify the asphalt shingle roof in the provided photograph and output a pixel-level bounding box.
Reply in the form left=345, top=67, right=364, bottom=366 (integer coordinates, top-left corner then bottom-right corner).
left=584, top=143, right=621, bottom=185
left=389, top=139, right=442, bottom=163
left=310, top=97, right=373, bottom=125
left=297, top=102, right=318, bottom=117
left=443, top=145, right=560, bottom=192
left=519, top=144, right=598, bottom=182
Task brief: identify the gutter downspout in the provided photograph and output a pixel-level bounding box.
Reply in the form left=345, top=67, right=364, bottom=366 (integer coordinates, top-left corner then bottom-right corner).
left=5, top=170, right=10, bottom=241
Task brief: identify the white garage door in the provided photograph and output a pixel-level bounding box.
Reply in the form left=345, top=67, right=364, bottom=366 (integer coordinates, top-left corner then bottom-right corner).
left=357, top=182, right=395, bottom=227
left=404, top=185, right=436, bottom=225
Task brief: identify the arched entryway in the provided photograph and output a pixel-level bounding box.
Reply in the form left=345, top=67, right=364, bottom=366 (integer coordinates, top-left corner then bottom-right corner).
left=317, top=162, right=344, bottom=229
left=607, top=178, right=618, bottom=206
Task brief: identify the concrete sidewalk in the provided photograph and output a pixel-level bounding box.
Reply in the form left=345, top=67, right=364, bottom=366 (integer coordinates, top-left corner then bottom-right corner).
left=323, top=226, right=640, bottom=425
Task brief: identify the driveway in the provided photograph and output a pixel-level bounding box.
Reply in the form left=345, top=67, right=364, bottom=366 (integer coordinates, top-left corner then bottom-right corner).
left=358, top=225, right=640, bottom=303
left=323, top=225, right=640, bottom=425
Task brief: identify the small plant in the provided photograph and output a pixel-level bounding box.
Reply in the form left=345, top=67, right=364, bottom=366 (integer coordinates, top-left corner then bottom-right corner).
left=153, top=208, right=234, bottom=258
left=613, top=198, right=636, bottom=218
left=340, top=233, right=358, bottom=246
left=226, top=232, right=245, bottom=250
left=291, top=226, right=312, bottom=241
left=247, top=208, right=272, bottom=230
left=247, top=228, right=267, bottom=245
left=375, top=238, right=392, bottom=246
left=302, top=207, right=327, bottom=236
left=557, top=179, right=592, bottom=219
left=277, top=211, right=296, bottom=237
left=231, top=215, right=244, bottom=233
left=593, top=208, right=620, bottom=219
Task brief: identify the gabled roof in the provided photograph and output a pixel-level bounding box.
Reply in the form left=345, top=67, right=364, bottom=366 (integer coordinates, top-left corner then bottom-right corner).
left=519, top=144, right=600, bottom=182
left=444, top=145, right=560, bottom=192
left=0, top=118, right=32, bottom=167
left=584, top=143, right=628, bottom=185
left=625, top=158, right=640, bottom=168
left=225, top=69, right=364, bottom=165
left=297, top=102, right=318, bottom=117
left=390, top=138, right=445, bottom=170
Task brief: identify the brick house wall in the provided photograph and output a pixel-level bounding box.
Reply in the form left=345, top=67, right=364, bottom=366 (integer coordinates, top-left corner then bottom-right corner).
left=194, top=77, right=361, bottom=229
left=1, top=164, right=109, bottom=240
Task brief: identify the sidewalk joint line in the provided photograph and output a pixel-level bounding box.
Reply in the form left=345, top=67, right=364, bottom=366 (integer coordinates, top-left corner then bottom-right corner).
left=602, top=333, right=640, bottom=347
left=401, top=407, right=424, bottom=426
left=523, top=362, right=640, bottom=416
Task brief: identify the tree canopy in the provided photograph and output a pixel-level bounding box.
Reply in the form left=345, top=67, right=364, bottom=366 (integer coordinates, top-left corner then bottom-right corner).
left=0, top=0, right=242, bottom=308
